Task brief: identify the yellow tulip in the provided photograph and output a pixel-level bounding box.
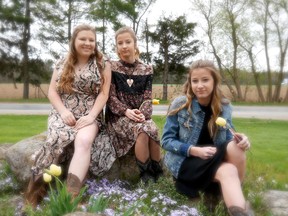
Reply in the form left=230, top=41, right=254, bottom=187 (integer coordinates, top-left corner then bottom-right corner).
left=152, top=99, right=160, bottom=105
left=43, top=173, right=52, bottom=183
left=49, top=164, right=62, bottom=177
left=215, top=117, right=227, bottom=127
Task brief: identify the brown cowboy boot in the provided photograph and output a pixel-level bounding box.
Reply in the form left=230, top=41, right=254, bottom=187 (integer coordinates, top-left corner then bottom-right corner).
left=66, top=173, right=82, bottom=199
left=228, top=206, right=248, bottom=216
left=24, top=174, right=47, bottom=208
left=228, top=202, right=254, bottom=216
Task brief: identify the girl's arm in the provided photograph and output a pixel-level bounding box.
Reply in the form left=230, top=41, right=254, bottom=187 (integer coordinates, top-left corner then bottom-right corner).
left=48, top=66, right=76, bottom=126
left=74, top=61, right=112, bottom=130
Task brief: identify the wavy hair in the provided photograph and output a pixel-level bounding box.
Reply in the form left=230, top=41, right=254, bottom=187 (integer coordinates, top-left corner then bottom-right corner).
left=169, top=59, right=227, bottom=137
left=58, top=24, right=104, bottom=93
left=115, top=26, right=140, bottom=60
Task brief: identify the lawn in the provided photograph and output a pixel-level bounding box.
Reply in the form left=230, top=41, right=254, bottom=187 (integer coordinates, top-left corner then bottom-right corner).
left=0, top=115, right=48, bottom=143
left=1, top=115, right=287, bottom=187
left=0, top=115, right=287, bottom=215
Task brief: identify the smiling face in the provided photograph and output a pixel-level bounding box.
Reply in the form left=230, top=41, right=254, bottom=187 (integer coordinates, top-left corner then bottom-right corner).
left=190, top=68, right=214, bottom=106
left=74, top=30, right=96, bottom=59
left=116, top=32, right=136, bottom=63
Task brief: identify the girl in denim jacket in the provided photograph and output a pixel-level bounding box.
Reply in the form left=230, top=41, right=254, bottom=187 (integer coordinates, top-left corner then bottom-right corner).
left=161, top=60, right=253, bottom=216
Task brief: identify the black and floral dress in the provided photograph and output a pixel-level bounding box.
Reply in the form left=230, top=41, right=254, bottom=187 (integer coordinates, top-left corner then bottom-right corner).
left=31, top=57, right=116, bottom=177
left=106, top=59, right=159, bottom=157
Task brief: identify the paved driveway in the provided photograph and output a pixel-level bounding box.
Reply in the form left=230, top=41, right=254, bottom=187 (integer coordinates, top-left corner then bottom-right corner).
left=0, top=103, right=287, bottom=120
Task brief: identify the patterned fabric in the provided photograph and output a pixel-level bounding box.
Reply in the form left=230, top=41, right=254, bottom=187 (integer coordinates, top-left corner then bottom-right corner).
left=106, top=59, right=160, bottom=158
left=31, top=57, right=116, bottom=177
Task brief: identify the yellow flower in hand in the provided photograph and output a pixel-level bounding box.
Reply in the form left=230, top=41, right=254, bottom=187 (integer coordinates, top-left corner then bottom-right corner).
left=43, top=173, right=52, bottom=183
left=49, top=164, right=62, bottom=177
left=152, top=99, right=160, bottom=105
left=215, top=117, right=227, bottom=127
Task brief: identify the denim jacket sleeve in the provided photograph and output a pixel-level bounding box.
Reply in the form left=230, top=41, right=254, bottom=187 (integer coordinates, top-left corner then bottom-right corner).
left=214, top=102, right=234, bottom=145
left=161, top=97, right=191, bottom=156
left=161, top=114, right=192, bottom=156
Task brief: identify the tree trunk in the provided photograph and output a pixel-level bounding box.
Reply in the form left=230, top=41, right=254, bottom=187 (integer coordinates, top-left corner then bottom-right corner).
left=247, top=48, right=265, bottom=102
left=213, top=49, right=237, bottom=100
left=263, top=2, right=272, bottom=102
left=230, top=12, right=243, bottom=101
left=67, top=0, right=72, bottom=40
left=22, top=0, right=31, bottom=99
left=162, top=46, right=169, bottom=101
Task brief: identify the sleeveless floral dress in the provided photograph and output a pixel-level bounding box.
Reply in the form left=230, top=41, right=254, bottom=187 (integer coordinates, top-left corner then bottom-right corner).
left=31, top=57, right=116, bottom=177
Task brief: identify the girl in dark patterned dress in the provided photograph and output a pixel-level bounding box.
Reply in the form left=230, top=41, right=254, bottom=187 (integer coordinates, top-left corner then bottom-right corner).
left=24, top=24, right=115, bottom=208
left=106, top=26, right=163, bottom=183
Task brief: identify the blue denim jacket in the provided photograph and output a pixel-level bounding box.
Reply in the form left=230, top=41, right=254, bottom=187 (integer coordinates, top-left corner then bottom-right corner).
left=161, top=96, right=234, bottom=178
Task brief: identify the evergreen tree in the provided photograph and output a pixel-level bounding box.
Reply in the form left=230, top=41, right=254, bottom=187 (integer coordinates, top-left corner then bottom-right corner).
left=149, top=15, right=200, bottom=100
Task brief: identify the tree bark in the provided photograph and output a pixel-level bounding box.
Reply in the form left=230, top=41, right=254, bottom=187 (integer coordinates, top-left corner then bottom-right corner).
left=22, top=0, right=31, bottom=99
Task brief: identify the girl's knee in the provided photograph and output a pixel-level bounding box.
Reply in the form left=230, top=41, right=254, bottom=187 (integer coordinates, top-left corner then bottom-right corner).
left=226, top=144, right=246, bottom=163
left=217, top=163, right=239, bottom=180
left=237, top=151, right=246, bottom=164
left=75, top=136, right=93, bottom=151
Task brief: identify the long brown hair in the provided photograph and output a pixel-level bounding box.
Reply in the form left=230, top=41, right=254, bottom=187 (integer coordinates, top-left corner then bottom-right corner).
left=115, top=26, right=140, bottom=60
left=169, top=59, right=226, bottom=137
left=58, top=24, right=104, bottom=93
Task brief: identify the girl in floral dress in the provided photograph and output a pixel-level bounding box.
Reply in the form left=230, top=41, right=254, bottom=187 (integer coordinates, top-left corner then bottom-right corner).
left=25, top=24, right=115, bottom=208
left=106, top=26, right=163, bottom=183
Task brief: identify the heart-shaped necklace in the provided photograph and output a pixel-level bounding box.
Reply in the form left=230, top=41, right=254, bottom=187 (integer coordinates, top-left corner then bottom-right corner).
left=127, top=78, right=134, bottom=87
left=125, top=60, right=137, bottom=87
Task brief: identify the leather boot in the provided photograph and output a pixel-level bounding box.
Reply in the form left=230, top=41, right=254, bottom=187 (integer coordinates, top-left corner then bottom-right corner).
left=149, top=160, right=164, bottom=182
left=228, top=202, right=254, bottom=216
left=135, top=158, right=154, bottom=184
left=228, top=206, right=248, bottom=216
left=24, top=174, right=47, bottom=208
left=66, top=173, right=82, bottom=199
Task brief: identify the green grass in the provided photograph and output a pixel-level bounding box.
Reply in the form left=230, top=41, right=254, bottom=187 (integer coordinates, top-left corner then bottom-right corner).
left=235, top=118, right=288, bottom=187
left=0, top=115, right=287, bottom=187
left=0, top=115, right=287, bottom=215
left=0, top=115, right=48, bottom=143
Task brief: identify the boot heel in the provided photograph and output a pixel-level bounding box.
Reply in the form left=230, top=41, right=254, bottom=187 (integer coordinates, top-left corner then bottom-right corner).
left=135, top=158, right=154, bottom=184
left=150, top=160, right=164, bottom=182
left=24, top=174, right=47, bottom=208
left=66, top=173, right=82, bottom=198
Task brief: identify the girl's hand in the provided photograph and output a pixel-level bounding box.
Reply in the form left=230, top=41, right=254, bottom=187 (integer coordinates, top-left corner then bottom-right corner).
left=235, top=133, right=251, bottom=151
left=190, top=146, right=217, bottom=159
left=60, top=110, right=76, bottom=126
left=74, top=115, right=95, bottom=130
left=125, top=109, right=145, bottom=122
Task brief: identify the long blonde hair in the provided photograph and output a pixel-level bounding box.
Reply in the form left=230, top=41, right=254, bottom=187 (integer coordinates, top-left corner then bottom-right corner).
left=169, top=59, right=226, bottom=137
left=115, top=26, right=140, bottom=60
left=58, top=24, right=104, bottom=93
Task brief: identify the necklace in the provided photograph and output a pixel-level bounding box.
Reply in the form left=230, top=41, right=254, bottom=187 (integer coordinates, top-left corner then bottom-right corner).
left=122, top=60, right=137, bottom=87
left=127, top=77, right=134, bottom=87
left=75, top=63, right=88, bottom=75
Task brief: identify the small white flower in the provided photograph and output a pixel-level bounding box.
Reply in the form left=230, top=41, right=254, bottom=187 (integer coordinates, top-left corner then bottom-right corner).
left=257, top=176, right=264, bottom=182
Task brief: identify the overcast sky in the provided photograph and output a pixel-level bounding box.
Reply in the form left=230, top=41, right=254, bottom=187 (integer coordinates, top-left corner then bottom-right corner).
left=145, top=0, right=214, bottom=65
left=146, top=0, right=283, bottom=71
left=39, top=0, right=283, bottom=71
left=150, top=0, right=193, bottom=17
